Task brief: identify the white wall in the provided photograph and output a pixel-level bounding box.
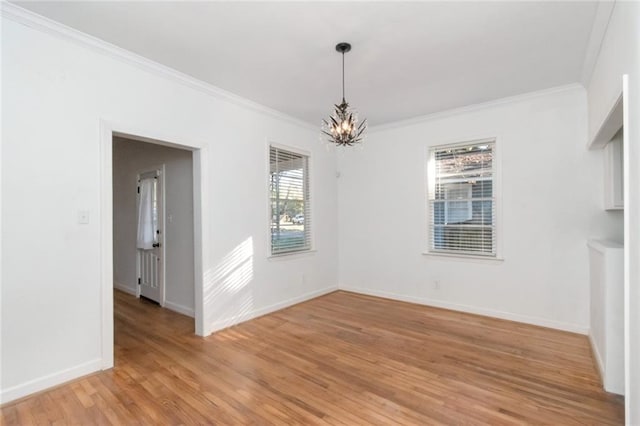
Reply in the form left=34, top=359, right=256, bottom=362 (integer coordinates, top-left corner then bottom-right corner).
left=587, top=2, right=640, bottom=422
left=113, top=137, right=195, bottom=316
left=1, top=13, right=338, bottom=403
left=337, top=86, right=620, bottom=333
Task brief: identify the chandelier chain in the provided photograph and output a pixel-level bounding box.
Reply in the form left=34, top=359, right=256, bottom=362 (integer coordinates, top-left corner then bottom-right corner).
left=342, top=50, right=345, bottom=102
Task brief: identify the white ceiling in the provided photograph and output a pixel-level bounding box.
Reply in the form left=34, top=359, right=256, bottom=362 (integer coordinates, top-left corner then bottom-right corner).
left=15, top=1, right=599, bottom=126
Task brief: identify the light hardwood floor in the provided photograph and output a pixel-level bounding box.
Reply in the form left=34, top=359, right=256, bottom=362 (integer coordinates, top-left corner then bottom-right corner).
left=1, top=290, right=624, bottom=425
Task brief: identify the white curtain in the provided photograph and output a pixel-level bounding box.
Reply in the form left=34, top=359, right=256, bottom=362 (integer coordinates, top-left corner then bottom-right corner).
left=137, top=178, right=155, bottom=250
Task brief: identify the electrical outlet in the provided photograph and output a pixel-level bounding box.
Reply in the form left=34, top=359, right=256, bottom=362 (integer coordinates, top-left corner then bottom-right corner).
left=434, top=280, right=440, bottom=290
left=78, top=210, right=90, bottom=224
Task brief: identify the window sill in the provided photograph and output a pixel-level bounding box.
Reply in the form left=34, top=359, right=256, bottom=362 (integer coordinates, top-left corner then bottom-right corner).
left=268, top=249, right=317, bottom=261
left=422, top=251, right=504, bottom=264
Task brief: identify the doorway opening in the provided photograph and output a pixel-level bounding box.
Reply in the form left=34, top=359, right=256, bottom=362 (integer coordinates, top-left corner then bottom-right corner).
left=113, top=136, right=195, bottom=317
left=100, top=122, right=208, bottom=370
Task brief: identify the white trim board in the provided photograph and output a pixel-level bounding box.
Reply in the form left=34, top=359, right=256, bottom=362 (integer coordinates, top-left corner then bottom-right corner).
left=115, top=282, right=194, bottom=317
left=0, top=359, right=102, bottom=405
left=340, top=286, right=589, bottom=335
left=113, top=281, right=137, bottom=296
left=99, top=119, right=210, bottom=381
left=0, top=2, right=316, bottom=133
left=165, top=301, right=195, bottom=318
left=588, top=92, right=623, bottom=150
left=208, top=285, right=338, bottom=333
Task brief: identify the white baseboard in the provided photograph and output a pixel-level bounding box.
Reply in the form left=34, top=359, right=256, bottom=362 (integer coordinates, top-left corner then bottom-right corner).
left=589, top=332, right=605, bottom=383
left=114, top=281, right=136, bottom=296
left=164, top=300, right=194, bottom=318
left=208, top=285, right=338, bottom=334
left=340, top=285, right=589, bottom=335
left=115, top=283, right=194, bottom=318
left=116, top=281, right=194, bottom=317
left=0, top=358, right=102, bottom=404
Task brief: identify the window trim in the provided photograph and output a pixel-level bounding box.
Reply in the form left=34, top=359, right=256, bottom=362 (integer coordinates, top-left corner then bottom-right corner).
left=266, top=141, right=314, bottom=258
left=424, top=137, right=502, bottom=260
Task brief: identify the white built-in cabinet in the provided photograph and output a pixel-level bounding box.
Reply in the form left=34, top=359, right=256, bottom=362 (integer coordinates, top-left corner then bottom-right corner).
left=588, top=239, right=624, bottom=395
left=603, top=129, right=624, bottom=210
left=588, top=94, right=624, bottom=210
left=586, top=91, right=624, bottom=395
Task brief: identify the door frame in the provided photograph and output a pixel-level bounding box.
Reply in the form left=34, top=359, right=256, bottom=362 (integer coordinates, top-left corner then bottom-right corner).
left=100, top=119, right=208, bottom=370
left=136, top=165, right=166, bottom=305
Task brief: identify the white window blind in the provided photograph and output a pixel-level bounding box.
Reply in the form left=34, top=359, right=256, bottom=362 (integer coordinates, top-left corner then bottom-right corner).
left=444, top=183, right=472, bottom=224
left=428, top=141, right=496, bottom=256
left=270, top=146, right=311, bottom=255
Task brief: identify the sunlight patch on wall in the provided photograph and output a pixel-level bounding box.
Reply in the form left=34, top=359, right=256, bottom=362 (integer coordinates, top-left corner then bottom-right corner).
left=203, top=237, right=255, bottom=332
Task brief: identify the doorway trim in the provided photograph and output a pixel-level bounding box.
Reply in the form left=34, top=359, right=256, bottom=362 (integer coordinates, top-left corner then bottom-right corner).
left=99, top=119, right=208, bottom=370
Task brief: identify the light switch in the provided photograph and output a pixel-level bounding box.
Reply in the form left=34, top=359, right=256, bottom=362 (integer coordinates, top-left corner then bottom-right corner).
left=78, top=210, right=90, bottom=224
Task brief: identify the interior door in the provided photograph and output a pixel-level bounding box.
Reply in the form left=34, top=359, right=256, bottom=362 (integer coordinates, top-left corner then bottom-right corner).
left=136, top=168, right=164, bottom=304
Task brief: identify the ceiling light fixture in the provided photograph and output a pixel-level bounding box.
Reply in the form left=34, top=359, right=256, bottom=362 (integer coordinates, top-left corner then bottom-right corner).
left=321, top=42, right=367, bottom=147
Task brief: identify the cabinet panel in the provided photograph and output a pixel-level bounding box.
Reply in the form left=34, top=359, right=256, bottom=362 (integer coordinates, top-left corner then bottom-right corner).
left=604, top=128, right=623, bottom=210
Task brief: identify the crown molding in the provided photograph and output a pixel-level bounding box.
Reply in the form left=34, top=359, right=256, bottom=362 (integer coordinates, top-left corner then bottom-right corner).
left=0, top=2, right=317, bottom=132
left=580, top=1, right=616, bottom=87
left=369, top=83, right=585, bottom=133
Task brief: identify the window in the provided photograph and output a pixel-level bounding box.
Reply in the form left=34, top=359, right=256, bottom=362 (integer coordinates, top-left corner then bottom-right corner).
left=269, top=146, right=311, bottom=255
left=427, top=140, right=496, bottom=257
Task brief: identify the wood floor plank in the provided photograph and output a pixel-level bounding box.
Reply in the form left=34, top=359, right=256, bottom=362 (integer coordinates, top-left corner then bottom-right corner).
left=1, top=290, right=624, bottom=424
